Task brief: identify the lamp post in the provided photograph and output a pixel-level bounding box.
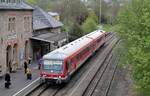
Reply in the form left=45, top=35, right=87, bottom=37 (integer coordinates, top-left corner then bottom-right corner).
left=99, top=0, right=101, bottom=24
left=98, top=0, right=103, bottom=30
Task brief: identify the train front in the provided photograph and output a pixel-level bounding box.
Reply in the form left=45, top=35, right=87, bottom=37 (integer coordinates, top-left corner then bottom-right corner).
left=40, top=52, right=67, bottom=84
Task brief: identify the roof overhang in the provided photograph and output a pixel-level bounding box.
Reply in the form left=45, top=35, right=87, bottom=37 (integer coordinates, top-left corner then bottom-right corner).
left=31, top=32, right=67, bottom=43
left=30, top=37, right=53, bottom=43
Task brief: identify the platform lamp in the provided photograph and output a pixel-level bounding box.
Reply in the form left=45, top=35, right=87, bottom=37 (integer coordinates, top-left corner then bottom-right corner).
left=99, top=0, right=103, bottom=30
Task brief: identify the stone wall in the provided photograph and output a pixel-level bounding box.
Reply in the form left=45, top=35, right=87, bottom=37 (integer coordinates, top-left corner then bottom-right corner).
left=0, top=10, right=33, bottom=76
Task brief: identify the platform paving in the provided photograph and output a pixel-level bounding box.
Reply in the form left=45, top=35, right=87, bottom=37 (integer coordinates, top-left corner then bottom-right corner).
left=0, top=62, right=40, bottom=96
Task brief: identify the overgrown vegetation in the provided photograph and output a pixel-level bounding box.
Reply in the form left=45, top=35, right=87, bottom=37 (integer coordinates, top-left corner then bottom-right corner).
left=68, top=11, right=98, bottom=41
left=69, top=22, right=83, bottom=41
left=117, top=0, right=150, bottom=95
left=82, top=11, right=98, bottom=35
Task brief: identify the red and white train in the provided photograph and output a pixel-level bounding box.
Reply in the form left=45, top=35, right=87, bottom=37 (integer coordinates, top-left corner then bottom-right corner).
left=40, top=30, right=106, bottom=83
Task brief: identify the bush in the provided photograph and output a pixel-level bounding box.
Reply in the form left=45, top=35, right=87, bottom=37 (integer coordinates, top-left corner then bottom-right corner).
left=69, top=23, right=83, bottom=41
left=82, top=16, right=97, bottom=35
left=117, top=0, right=150, bottom=95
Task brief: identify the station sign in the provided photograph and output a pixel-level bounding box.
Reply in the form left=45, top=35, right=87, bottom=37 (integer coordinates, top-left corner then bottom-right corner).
left=7, top=33, right=17, bottom=40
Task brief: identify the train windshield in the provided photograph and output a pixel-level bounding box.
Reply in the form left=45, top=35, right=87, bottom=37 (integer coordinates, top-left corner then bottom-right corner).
left=43, top=60, right=63, bottom=74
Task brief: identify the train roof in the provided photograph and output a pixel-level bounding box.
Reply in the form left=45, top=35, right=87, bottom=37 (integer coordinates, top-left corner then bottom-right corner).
left=43, top=30, right=105, bottom=60
left=86, top=30, right=105, bottom=39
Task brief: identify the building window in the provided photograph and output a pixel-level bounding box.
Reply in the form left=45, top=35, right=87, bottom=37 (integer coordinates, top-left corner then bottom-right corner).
left=17, top=0, right=21, bottom=3
left=1, top=38, right=3, bottom=44
left=8, top=17, right=16, bottom=32
left=0, top=0, right=21, bottom=3
left=0, top=65, right=2, bottom=75
left=11, top=0, right=15, bottom=3
left=0, top=16, right=1, bottom=33
left=24, top=16, right=31, bottom=32
left=0, top=0, right=6, bottom=3
left=6, top=0, right=10, bottom=3
left=0, top=16, right=3, bottom=40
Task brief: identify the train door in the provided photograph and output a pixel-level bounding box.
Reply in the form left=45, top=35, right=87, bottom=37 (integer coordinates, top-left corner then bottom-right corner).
left=65, top=59, right=72, bottom=82
left=91, top=40, right=97, bottom=52
left=67, top=59, right=71, bottom=75
left=71, top=57, right=77, bottom=71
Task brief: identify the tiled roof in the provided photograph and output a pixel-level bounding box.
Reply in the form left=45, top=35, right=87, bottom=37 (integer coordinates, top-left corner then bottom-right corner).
left=33, top=6, right=63, bottom=30
left=33, top=17, right=49, bottom=30
left=0, top=2, right=33, bottom=10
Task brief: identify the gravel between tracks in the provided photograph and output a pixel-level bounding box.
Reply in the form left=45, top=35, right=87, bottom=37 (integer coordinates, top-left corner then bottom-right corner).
left=107, top=66, right=134, bottom=96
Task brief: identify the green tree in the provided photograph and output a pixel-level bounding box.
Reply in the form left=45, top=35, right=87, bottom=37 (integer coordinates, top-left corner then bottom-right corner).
left=82, top=16, right=97, bottom=34
left=26, top=0, right=55, bottom=11
left=26, top=0, right=37, bottom=5
left=51, top=0, right=88, bottom=24
left=87, top=0, right=122, bottom=24
left=69, top=23, right=83, bottom=41
left=88, top=11, right=98, bottom=24
left=118, top=0, right=150, bottom=95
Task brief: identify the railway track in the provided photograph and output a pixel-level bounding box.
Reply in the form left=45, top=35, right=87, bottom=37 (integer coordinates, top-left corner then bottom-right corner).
left=27, top=33, right=117, bottom=96
left=82, top=41, right=122, bottom=96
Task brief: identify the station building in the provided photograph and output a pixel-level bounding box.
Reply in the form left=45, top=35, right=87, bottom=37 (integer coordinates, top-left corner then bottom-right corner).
left=0, top=1, right=67, bottom=76
left=0, top=0, right=33, bottom=76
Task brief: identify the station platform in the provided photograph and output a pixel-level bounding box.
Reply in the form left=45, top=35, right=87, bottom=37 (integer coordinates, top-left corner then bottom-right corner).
left=0, top=62, right=40, bottom=96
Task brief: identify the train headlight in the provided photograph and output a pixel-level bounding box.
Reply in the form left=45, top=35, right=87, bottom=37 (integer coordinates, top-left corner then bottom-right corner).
left=51, top=70, right=54, bottom=73
left=59, top=76, right=61, bottom=78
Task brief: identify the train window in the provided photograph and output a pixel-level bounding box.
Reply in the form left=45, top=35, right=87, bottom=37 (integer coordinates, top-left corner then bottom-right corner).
left=82, top=47, right=90, bottom=54
left=76, top=46, right=90, bottom=61
left=43, top=60, right=63, bottom=73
